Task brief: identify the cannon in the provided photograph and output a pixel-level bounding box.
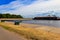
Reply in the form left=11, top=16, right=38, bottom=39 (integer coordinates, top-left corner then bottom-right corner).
left=14, top=20, right=22, bottom=25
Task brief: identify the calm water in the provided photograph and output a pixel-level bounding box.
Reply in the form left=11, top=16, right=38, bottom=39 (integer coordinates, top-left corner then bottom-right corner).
left=22, top=20, right=60, bottom=27
left=4, top=20, right=60, bottom=27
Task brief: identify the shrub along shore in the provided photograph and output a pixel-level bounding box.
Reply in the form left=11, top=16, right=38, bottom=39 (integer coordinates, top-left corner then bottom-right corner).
left=0, top=22, right=60, bottom=40
left=0, top=13, right=23, bottom=18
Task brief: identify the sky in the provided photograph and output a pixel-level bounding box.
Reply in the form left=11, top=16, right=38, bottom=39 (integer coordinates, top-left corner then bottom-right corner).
left=0, top=0, right=60, bottom=18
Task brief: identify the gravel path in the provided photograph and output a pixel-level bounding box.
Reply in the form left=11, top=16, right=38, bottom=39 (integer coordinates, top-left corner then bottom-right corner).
left=0, top=27, right=27, bottom=40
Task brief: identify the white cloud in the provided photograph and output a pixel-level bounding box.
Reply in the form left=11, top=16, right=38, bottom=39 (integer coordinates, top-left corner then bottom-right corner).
left=0, top=0, right=60, bottom=18
left=21, top=0, right=60, bottom=12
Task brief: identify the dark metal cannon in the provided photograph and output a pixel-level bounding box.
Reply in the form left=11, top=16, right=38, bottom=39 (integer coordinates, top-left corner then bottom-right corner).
left=1, top=20, right=5, bottom=22
left=14, top=20, right=22, bottom=25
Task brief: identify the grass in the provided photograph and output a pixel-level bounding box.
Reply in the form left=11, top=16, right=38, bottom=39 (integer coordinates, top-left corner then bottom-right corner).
left=0, top=22, right=60, bottom=40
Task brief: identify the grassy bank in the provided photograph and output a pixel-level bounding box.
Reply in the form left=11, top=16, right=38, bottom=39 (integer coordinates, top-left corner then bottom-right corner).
left=0, top=22, right=60, bottom=40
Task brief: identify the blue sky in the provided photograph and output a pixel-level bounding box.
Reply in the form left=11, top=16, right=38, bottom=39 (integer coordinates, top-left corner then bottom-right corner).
left=0, top=0, right=37, bottom=5
left=0, top=0, right=15, bottom=5
left=0, top=0, right=60, bottom=18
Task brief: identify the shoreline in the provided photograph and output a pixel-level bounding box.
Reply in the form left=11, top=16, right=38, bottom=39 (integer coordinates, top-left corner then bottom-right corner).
left=0, top=22, right=60, bottom=40
left=21, top=23, right=60, bottom=28
left=20, top=23, right=60, bottom=33
left=2, top=22, right=60, bottom=33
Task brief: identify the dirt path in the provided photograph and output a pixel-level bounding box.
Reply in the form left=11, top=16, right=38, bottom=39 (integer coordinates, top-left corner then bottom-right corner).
left=0, top=27, right=27, bottom=40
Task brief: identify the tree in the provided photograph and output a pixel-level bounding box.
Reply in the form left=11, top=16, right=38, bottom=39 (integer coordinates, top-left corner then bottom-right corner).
left=0, top=13, right=23, bottom=18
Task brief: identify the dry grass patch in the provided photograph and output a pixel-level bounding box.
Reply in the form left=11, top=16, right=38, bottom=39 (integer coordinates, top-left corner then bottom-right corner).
left=36, top=26, right=60, bottom=33
left=0, top=22, right=60, bottom=40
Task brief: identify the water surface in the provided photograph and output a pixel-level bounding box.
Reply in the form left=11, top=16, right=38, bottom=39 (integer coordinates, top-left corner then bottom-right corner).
left=4, top=20, right=60, bottom=27
left=22, top=20, right=60, bottom=27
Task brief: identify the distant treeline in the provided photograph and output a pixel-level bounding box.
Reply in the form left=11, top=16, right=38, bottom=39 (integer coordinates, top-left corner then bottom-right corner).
left=0, top=13, right=23, bottom=18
